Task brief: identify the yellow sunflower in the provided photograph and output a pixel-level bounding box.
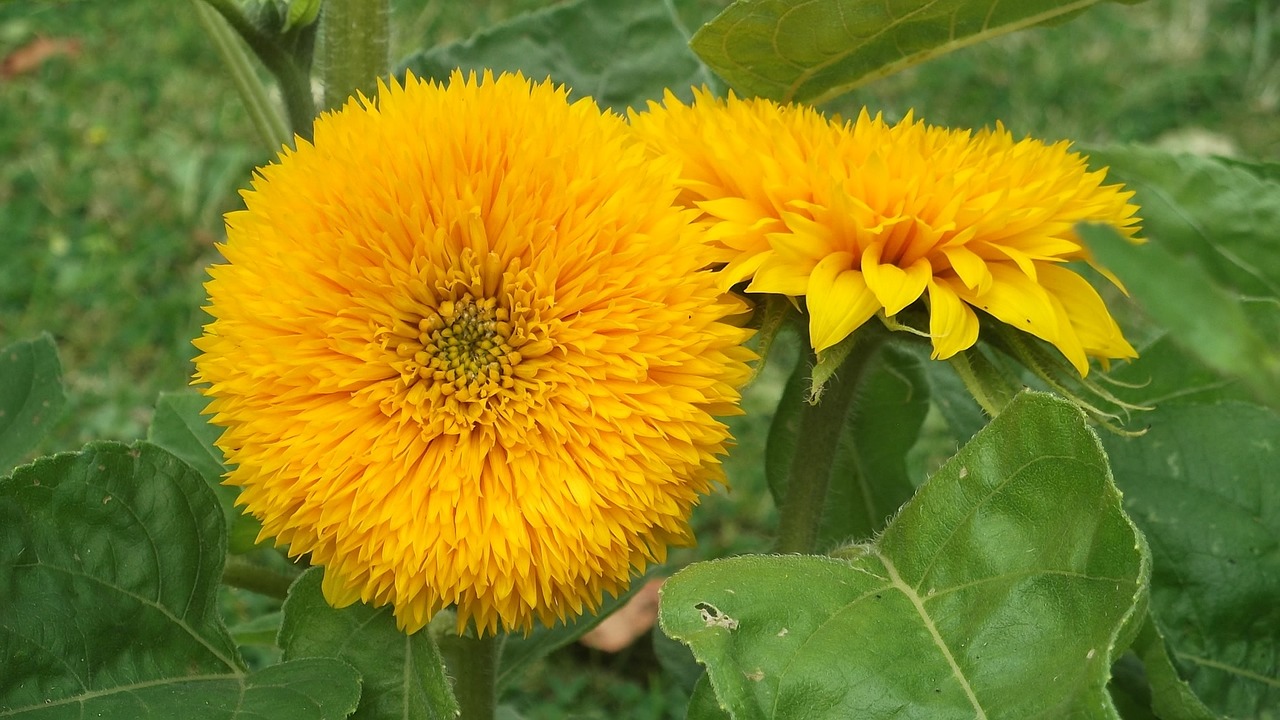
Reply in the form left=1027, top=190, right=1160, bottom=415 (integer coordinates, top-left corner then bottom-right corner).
left=630, top=90, right=1142, bottom=374
left=194, top=71, right=754, bottom=635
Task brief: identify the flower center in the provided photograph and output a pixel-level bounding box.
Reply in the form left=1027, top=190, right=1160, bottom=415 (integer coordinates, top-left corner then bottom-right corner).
left=421, top=296, right=520, bottom=395
left=371, top=248, right=557, bottom=439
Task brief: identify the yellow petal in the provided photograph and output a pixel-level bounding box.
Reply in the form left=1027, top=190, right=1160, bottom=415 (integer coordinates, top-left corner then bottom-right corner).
left=956, top=262, right=1087, bottom=370
left=748, top=254, right=814, bottom=296
left=941, top=245, right=992, bottom=294
left=1038, top=263, right=1137, bottom=361
left=927, top=280, right=980, bottom=359
left=861, top=242, right=932, bottom=315
left=805, top=252, right=880, bottom=352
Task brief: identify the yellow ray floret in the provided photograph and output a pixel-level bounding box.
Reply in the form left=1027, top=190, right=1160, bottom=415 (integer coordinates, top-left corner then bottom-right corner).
left=194, top=71, right=754, bottom=635
left=631, top=90, right=1143, bottom=374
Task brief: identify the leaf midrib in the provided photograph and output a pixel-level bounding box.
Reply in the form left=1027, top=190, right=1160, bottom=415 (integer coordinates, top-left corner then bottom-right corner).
left=0, top=673, right=248, bottom=717
left=881, top=553, right=989, bottom=719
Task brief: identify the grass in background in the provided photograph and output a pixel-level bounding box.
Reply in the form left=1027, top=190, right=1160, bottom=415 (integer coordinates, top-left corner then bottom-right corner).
left=2, top=0, right=1276, bottom=716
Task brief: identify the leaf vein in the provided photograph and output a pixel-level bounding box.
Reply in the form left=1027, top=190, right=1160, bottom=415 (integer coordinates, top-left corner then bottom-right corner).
left=881, top=553, right=989, bottom=719
left=1173, top=652, right=1280, bottom=688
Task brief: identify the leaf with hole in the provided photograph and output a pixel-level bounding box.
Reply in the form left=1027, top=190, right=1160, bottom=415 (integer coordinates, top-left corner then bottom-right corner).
left=662, top=392, right=1149, bottom=719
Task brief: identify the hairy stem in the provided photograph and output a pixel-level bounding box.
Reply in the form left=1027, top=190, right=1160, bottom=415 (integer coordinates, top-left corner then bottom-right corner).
left=221, top=556, right=297, bottom=599
left=200, top=0, right=316, bottom=140
left=774, top=329, right=886, bottom=554
left=454, top=632, right=499, bottom=720
left=319, top=0, right=391, bottom=111
left=191, top=0, right=289, bottom=152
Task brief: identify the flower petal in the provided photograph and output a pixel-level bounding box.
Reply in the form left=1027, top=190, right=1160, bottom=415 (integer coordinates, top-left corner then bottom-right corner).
left=749, top=254, right=814, bottom=296
left=928, top=279, right=980, bottom=359
left=1038, top=263, right=1137, bottom=361
left=955, top=262, right=1092, bottom=370
left=805, top=252, right=880, bottom=352
left=941, top=245, right=992, bottom=294
left=862, top=242, right=932, bottom=315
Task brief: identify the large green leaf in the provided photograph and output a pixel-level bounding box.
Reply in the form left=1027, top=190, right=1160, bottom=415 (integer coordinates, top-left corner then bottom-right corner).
left=280, top=568, right=458, bottom=720
left=766, top=342, right=929, bottom=548
left=148, top=391, right=234, bottom=517
left=147, top=390, right=266, bottom=554
left=687, top=672, right=732, bottom=720
left=401, top=0, right=722, bottom=112
left=661, top=392, right=1149, bottom=719
left=0, top=334, right=66, bottom=474
left=1088, top=146, right=1280, bottom=299
left=690, top=0, right=1138, bottom=104
left=0, top=442, right=361, bottom=719
left=1081, top=224, right=1280, bottom=410
left=1127, top=613, right=1217, bottom=720
left=1102, top=341, right=1280, bottom=718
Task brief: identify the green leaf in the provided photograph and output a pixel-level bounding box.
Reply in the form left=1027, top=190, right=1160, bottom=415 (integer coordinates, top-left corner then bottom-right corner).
left=1102, top=342, right=1280, bottom=718
left=766, top=343, right=929, bottom=548
left=147, top=390, right=264, bottom=553
left=1080, top=224, right=1280, bottom=409
left=401, top=0, right=721, bottom=112
left=662, top=392, right=1149, bottom=719
left=148, top=390, right=232, bottom=510
left=920, top=348, right=988, bottom=442
left=284, top=0, right=321, bottom=31
left=1109, top=653, right=1162, bottom=720
left=690, top=0, right=1136, bottom=104
left=686, top=671, right=732, bottom=720
left=1087, top=146, right=1280, bottom=298
left=0, top=442, right=361, bottom=718
left=0, top=334, right=66, bottom=473
left=746, top=295, right=798, bottom=384
left=229, top=610, right=285, bottom=647
left=1128, top=614, right=1218, bottom=720
left=280, top=567, right=459, bottom=720
left=654, top=623, right=703, bottom=695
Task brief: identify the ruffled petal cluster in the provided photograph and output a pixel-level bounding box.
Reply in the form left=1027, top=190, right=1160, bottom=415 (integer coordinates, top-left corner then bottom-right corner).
left=194, top=72, right=754, bottom=634
left=631, top=90, right=1143, bottom=374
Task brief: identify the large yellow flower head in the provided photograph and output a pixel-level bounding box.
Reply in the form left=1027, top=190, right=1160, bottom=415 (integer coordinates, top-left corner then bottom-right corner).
left=194, top=71, right=753, bottom=635
left=630, top=90, right=1143, bottom=374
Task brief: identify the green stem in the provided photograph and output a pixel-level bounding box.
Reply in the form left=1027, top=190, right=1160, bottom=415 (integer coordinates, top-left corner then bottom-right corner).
left=319, top=0, right=391, bottom=111
left=774, top=330, right=886, bottom=555
left=221, top=556, right=297, bottom=599
left=454, top=632, right=499, bottom=720
left=200, top=0, right=317, bottom=140
left=192, top=0, right=290, bottom=151
left=948, top=347, right=1022, bottom=418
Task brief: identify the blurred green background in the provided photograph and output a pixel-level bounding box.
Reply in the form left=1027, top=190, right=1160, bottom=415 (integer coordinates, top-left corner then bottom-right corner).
left=1, top=0, right=1276, bottom=717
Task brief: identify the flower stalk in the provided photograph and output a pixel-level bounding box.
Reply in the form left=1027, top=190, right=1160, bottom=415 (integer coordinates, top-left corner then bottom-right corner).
left=221, top=555, right=297, bottom=599
left=774, top=327, right=888, bottom=554
left=192, top=0, right=290, bottom=151
left=319, top=0, right=391, bottom=111
left=454, top=632, right=499, bottom=720
left=199, top=0, right=317, bottom=139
